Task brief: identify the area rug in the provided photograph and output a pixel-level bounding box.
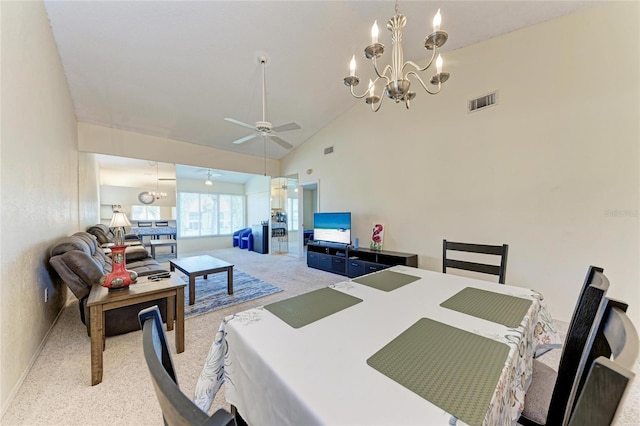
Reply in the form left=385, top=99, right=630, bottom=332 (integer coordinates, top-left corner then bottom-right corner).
left=155, top=252, right=177, bottom=263
left=182, top=270, right=282, bottom=318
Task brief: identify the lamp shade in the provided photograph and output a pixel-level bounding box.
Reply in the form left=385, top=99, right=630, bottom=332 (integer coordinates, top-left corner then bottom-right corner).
left=110, top=212, right=131, bottom=228
left=110, top=212, right=131, bottom=246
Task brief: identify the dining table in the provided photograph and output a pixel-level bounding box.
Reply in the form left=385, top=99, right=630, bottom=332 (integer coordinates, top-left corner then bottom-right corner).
left=194, top=265, right=561, bottom=426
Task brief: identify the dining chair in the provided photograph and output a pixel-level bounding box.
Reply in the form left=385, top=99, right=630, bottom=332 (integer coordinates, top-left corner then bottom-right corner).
left=535, top=265, right=604, bottom=359
left=518, top=268, right=610, bottom=426
left=138, top=306, right=236, bottom=426
left=442, top=240, right=509, bottom=284
left=138, top=221, right=153, bottom=227
left=567, top=299, right=638, bottom=425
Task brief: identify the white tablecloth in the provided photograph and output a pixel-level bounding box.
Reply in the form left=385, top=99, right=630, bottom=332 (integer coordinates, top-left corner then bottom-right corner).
left=195, top=266, right=560, bottom=425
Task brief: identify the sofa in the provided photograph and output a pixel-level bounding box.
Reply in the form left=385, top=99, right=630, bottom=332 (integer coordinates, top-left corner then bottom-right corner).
left=86, top=223, right=141, bottom=246
left=49, top=231, right=169, bottom=336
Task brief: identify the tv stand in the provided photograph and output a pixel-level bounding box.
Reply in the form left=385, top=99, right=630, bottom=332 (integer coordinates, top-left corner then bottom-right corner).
left=306, top=241, right=417, bottom=277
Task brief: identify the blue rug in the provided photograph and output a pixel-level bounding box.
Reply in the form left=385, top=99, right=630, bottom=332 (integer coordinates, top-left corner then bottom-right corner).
left=182, top=270, right=282, bottom=318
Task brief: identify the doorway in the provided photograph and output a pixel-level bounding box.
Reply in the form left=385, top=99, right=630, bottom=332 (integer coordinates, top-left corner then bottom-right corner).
left=299, top=181, right=319, bottom=258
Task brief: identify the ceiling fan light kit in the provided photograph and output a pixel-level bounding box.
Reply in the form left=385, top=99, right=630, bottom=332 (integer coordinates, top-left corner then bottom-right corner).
left=344, top=1, right=450, bottom=111
left=225, top=55, right=300, bottom=150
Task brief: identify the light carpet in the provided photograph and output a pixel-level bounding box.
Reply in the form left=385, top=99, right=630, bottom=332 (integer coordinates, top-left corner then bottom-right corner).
left=183, top=270, right=282, bottom=318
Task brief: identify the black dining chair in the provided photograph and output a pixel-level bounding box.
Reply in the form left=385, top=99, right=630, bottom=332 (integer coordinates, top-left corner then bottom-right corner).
left=442, top=240, right=509, bottom=284
left=138, top=306, right=236, bottom=426
left=518, top=268, right=610, bottom=426
left=138, top=221, right=153, bottom=227
left=535, top=265, right=604, bottom=359
left=567, top=298, right=638, bottom=425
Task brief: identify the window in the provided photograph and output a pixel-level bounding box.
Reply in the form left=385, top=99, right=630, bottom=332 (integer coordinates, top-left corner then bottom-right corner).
left=178, top=192, right=244, bottom=237
left=131, top=205, right=161, bottom=221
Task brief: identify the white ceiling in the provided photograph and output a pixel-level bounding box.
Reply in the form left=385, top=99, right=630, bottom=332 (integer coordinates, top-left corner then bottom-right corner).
left=45, top=1, right=600, bottom=161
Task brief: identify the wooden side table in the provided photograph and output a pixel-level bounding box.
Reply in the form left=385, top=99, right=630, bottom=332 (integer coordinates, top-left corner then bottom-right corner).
left=86, top=274, right=186, bottom=385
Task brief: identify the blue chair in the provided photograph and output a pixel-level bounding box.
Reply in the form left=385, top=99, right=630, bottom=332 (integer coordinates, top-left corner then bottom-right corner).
left=232, top=228, right=250, bottom=247
left=240, top=230, right=253, bottom=250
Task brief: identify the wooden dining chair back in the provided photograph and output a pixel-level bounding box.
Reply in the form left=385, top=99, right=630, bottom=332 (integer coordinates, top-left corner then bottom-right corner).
left=442, top=240, right=509, bottom=284
left=518, top=268, right=610, bottom=426
left=536, top=266, right=604, bottom=359
left=567, top=299, right=638, bottom=425
left=138, top=306, right=236, bottom=426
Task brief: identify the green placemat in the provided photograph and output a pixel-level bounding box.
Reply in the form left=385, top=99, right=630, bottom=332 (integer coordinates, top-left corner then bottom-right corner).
left=367, top=318, right=509, bottom=426
left=440, top=287, right=532, bottom=328
left=264, top=287, right=362, bottom=329
left=352, top=270, right=421, bottom=292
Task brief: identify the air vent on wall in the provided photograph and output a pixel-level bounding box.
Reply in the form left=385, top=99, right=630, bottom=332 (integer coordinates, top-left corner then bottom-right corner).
left=468, top=91, right=497, bottom=113
left=324, top=146, right=334, bottom=155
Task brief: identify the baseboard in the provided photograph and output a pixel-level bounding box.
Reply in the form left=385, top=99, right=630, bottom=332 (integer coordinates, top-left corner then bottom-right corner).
left=1, top=300, right=69, bottom=420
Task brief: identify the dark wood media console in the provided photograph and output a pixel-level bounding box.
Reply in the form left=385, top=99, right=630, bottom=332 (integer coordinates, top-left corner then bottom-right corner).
left=306, top=241, right=418, bottom=278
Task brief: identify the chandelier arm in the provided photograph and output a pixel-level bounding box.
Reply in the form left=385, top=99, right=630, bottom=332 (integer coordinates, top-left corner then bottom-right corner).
left=403, top=45, right=437, bottom=74
left=349, top=84, right=373, bottom=99
left=406, top=71, right=441, bottom=95
left=371, top=93, right=384, bottom=112
left=372, top=57, right=392, bottom=82
left=403, top=55, right=437, bottom=76
left=350, top=76, right=387, bottom=99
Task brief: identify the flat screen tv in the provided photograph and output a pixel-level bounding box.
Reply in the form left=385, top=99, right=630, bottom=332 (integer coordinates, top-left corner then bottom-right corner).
left=313, top=212, right=351, bottom=245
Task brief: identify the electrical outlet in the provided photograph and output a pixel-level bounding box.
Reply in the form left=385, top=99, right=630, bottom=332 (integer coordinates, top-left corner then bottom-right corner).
left=44, top=288, right=48, bottom=303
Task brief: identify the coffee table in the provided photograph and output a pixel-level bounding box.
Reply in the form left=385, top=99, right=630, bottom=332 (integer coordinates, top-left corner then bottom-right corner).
left=86, top=274, right=186, bottom=385
left=169, top=255, right=234, bottom=305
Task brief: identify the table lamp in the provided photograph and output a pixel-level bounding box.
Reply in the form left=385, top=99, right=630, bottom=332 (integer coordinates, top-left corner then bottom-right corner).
left=100, top=212, right=138, bottom=290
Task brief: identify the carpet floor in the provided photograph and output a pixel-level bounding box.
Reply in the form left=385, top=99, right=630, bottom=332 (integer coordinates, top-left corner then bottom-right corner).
left=1, top=248, right=638, bottom=425
left=183, top=270, right=282, bottom=318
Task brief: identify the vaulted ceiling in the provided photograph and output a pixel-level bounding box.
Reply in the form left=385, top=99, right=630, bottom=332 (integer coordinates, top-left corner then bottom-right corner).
left=44, top=1, right=599, bottom=160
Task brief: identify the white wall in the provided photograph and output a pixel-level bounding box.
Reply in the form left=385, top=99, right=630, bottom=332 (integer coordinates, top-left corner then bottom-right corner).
left=246, top=175, right=271, bottom=227
left=1, top=1, right=79, bottom=414
left=78, top=122, right=281, bottom=177
left=78, top=152, right=100, bottom=227
left=100, top=185, right=177, bottom=209
left=282, top=2, right=640, bottom=327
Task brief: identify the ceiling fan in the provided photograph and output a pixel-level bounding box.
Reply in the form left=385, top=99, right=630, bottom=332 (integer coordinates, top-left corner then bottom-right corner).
left=225, top=55, right=301, bottom=150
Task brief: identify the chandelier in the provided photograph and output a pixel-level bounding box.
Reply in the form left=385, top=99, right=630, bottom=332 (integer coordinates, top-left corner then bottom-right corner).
left=150, top=162, right=167, bottom=199
left=343, top=1, right=450, bottom=111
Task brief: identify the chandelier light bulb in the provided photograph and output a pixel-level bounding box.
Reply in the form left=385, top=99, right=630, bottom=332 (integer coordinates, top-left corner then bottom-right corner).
left=436, top=54, right=443, bottom=74
left=350, top=55, right=356, bottom=77
left=433, top=8, right=441, bottom=32
left=371, top=20, right=379, bottom=44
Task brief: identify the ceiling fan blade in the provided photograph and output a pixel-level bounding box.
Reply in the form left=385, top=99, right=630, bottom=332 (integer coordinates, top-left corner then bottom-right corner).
left=225, top=118, right=256, bottom=131
left=272, top=122, right=301, bottom=133
left=232, top=133, right=258, bottom=145
left=270, top=136, right=293, bottom=150
left=158, top=178, right=176, bottom=181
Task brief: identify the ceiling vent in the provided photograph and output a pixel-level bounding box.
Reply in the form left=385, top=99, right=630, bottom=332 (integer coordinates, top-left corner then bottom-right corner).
left=468, top=91, right=497, bottom=113
left=324, top=146, right=334, bottom=155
